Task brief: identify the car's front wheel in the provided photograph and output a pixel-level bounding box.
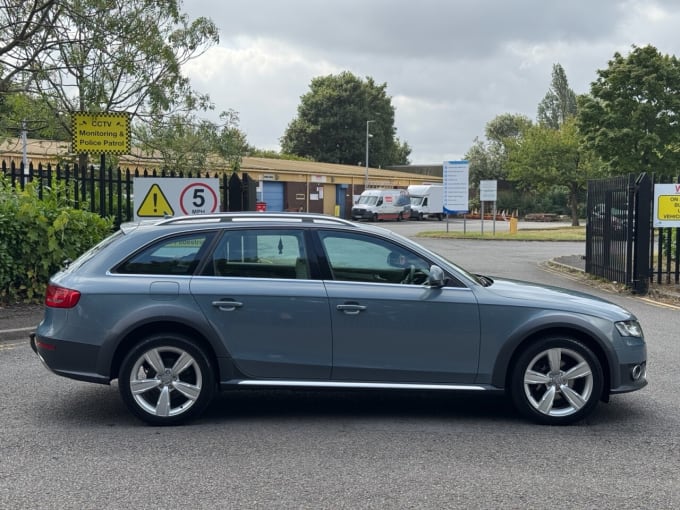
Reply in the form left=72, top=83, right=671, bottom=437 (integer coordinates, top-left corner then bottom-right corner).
left=510, top=337, right=603, bottom=425
left=118, top=334, right=215, bottom=426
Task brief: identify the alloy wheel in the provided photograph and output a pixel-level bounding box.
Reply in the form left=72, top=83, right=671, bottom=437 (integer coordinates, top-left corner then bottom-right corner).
left=128, top=346, right=203, bottom=418
left=522, top=347, right=594, bottom=418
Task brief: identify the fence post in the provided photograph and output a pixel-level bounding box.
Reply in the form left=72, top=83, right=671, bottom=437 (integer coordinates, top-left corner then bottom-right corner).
left=632, top=173, right=651, bottom=294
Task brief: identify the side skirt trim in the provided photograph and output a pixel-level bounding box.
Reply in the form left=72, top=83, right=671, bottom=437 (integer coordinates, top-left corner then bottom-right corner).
left=228, top=380, right=488, bottom=391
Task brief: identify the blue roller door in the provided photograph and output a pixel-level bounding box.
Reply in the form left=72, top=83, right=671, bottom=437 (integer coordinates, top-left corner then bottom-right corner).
left=262, top=181, right=284, bottom=212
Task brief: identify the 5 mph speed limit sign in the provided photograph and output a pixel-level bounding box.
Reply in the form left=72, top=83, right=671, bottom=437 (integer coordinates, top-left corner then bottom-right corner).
left=134, top=178, right=220, bottom=220
left=180, top=182, right=219, bottom=215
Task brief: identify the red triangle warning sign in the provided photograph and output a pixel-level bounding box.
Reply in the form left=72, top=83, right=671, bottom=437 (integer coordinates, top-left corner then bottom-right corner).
left=137, top=184, right=174, bottom=217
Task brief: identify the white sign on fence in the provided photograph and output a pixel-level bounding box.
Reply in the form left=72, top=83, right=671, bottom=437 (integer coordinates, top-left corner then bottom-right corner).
left=133, top=177, right=220, bottom=221
left=653, top=183, right=680, bottom=227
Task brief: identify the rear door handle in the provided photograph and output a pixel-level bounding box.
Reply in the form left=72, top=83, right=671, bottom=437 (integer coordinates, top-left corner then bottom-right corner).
left=212, top=300, right=244, bottom=312
left=336, top=304, right=367, bottom=315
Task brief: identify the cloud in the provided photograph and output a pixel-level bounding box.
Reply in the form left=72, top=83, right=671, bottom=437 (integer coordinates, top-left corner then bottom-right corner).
left=180, top=0, right=680, bottom=163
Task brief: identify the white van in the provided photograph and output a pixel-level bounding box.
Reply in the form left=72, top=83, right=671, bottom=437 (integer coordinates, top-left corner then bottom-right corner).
left=351, top=189, right=411, bottom=221
left=407, top=184, right=444, bottom=220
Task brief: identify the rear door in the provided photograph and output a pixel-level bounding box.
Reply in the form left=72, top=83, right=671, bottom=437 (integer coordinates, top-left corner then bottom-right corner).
left=191, top=228, right=332, bottom=379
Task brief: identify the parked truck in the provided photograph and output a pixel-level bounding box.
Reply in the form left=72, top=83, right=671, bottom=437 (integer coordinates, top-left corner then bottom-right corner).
left=351, top=189, right=411, bottom=221
left=407, top=184, right=444, bottom=220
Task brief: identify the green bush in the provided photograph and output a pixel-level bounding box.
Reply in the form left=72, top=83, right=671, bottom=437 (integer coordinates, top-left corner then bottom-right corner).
left=0, top=176, right=113, bottom=303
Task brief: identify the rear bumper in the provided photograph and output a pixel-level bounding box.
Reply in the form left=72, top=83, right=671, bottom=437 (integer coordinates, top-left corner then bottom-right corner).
left=29, top=332, right=110, bottom=385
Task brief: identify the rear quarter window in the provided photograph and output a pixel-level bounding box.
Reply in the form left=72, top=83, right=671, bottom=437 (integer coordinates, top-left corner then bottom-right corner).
left=116, top=233, right=213, bottom=275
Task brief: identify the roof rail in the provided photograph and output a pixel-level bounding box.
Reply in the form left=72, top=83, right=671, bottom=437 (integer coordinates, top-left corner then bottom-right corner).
left=157, top=212, right=356, bottom=226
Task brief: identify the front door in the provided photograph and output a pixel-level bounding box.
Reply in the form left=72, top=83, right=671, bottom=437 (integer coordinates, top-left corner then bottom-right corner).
left=317, top=230, right=481, bottom=383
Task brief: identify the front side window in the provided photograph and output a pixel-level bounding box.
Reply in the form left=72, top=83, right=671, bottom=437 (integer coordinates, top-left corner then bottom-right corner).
left=318, top=231, right=430, bottom=285
left=206, top=229, right=309, bottom=279
left=117, top=233, right=213, bottom=275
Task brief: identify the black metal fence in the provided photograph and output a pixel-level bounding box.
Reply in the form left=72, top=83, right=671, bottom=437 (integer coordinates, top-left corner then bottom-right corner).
left=1, top=160, right=257, bottom=227
left=4, top=160, right=679, bottom=294
left=586, top=172, right=679, bottom=294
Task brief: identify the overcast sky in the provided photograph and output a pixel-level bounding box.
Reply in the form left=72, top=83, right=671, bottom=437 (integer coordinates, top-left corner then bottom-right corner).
left=180, top=0, right=680, bottom=165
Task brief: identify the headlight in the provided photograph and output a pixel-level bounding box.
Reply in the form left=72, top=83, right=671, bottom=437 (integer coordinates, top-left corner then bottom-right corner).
left=615, top=320, right=643, bottom=338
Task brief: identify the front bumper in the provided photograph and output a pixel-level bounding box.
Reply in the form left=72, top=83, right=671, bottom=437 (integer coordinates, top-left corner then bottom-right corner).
left=351, top=208, right=373, bottom=220
left=610, top=361, right=648, bottom=394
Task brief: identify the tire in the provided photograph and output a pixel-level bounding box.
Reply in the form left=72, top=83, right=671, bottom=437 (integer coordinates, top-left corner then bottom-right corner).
left=372, top=213, right=379, bottom=222
left=397, top=212, right=403, bottom=222
left=418, top=212, right=424, bottom=221
left=118, top=333, right=215, bottom=426
left=510, top=336, right=603, bottom=425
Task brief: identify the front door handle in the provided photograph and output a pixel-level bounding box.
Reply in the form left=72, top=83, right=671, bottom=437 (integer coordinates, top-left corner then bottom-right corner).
left=212, top=300, right=244, bottom=312
left=336, top=304, right=367, bottom=315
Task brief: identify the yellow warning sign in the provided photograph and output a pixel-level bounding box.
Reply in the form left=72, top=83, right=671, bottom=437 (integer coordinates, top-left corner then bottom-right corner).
left=137, top=184, right=174, bottom=217
left=657, top=195, right=680, bottom=221
left=72, top=112, right=131, bottom=154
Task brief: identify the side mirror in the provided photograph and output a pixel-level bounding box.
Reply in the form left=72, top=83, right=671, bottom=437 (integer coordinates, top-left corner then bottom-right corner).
left=427, top=265, right=445, bottom=288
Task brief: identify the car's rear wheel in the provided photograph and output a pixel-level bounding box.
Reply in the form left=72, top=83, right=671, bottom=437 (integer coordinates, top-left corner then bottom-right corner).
left=119, top=334, right=215, bottom=426
left=510, top=336, right=603, bottom=425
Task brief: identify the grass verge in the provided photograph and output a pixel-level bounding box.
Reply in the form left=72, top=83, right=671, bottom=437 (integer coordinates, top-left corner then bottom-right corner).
left=417, top=227, right=586, bottom=242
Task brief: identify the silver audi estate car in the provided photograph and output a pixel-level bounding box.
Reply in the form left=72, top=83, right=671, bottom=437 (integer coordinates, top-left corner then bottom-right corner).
left=31, top=213, right=647, bottom=426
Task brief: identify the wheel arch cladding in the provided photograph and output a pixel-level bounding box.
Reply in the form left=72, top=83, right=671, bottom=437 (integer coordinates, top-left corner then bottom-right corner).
left=110, top=321, right=220, bottom=383
left=496, top=326, right=612, bottom=396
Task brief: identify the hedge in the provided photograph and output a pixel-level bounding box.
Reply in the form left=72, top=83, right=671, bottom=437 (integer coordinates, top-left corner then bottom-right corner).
left=0, top=176, right=113, bottom=304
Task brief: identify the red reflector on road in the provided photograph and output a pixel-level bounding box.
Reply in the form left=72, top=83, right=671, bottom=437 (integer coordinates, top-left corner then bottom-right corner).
left=45, top=285, right=81, bottom=308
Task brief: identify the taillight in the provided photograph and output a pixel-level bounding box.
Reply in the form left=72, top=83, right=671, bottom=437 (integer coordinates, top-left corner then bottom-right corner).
left=45, top=284, right=81, bottom=308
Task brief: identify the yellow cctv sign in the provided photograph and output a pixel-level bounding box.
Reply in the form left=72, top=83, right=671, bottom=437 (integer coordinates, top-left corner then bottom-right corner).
left=72, top=112, right=131, bottom=154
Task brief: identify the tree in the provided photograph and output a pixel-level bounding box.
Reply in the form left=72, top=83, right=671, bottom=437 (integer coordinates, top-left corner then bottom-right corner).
left=133, top=110, right=247, bottom=172
left=21, top=0, right=219, bottom=166
left=465, top=113, right=532, bottom=187
left=537, top=63, right=577, bottom=129
left=485, top=113, right=532, bottom=144
left=280, top=71, right=410, bottom=166
left=506, top=118, right=605, bottom=225
left=0, top=0, right=63, bottom=95
left=577, top=45, right=680, bottom=179
left=0, top=91, right=69, bottom=140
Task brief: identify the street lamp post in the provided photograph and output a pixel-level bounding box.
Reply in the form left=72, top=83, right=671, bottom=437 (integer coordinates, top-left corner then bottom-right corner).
left=365, top=120, right=375, bottom=188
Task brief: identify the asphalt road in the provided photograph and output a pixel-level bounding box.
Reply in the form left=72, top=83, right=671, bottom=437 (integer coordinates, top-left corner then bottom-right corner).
left=1, top=221, right=679, bottom=509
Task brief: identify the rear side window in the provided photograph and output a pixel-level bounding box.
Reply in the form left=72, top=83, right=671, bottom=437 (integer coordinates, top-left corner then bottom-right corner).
left=116, top=233, right=213, bottom=275
left=204, top=229, right=309, bottom=279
